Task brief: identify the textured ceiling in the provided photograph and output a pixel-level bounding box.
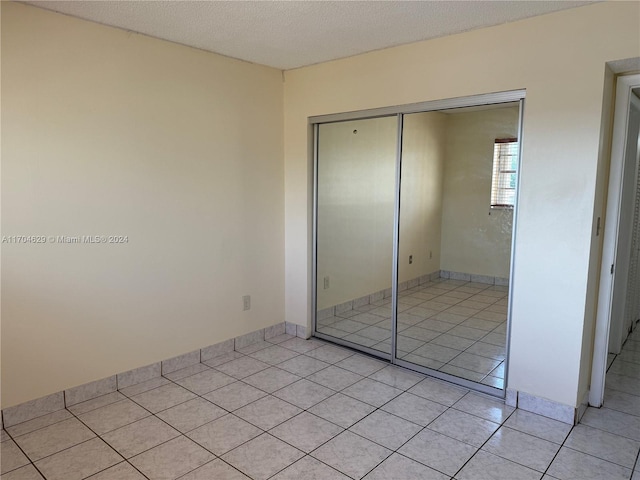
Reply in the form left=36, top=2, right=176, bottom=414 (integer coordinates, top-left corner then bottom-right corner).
left=24, top=1, right=595, bottom=70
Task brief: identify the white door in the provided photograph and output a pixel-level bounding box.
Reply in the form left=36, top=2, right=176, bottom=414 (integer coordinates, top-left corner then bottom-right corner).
left=609, top=89, right=640, bottom=353
left=590, top=74, right=640, bottom=408
left=622, top=92, right=640, bottom=340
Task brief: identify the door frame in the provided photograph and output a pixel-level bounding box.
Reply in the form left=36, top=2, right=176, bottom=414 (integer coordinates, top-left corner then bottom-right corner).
left=590, top=73, right=640, bottom=408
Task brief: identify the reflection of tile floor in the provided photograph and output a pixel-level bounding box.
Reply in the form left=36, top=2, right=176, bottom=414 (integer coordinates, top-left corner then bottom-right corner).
left=2, top=332, right=639, bottom=479
left=317, top=279, right=508, bottom=388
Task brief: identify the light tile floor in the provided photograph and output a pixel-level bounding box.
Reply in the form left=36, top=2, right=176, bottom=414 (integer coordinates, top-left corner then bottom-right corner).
left=317, top=278, right=508, bottom=388
left=1, top=329, right=639, bottom=480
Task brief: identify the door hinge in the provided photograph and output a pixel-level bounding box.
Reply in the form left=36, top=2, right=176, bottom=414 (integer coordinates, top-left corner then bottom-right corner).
left=611, top=263, right=614, bottom=274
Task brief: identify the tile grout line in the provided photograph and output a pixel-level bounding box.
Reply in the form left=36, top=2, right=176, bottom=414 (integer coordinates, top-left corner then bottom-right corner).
left=322, top=372, right=470, bottom=477
left=85, top=460, right=152, bottom=480
left=9, top=329, right=634, bottom=480
left=323, top=278, right=508, bottom=387
left=7, top=338, right=371, bottom=477
left=108, top=339, right=335, bottom=477
left=315, top=371, right=571, bottom=479
left=631, top=448, right=640, bottom=478
left=539, top=417, right=576, bottom=479
left=255, top=361, right=430, bottom=479
left=171, top=345, right=422, bottom=478
left=83, top=370, right=270, bottom=479
left=64, top=393, right=158, bottom=479
left=450, top=406, right=520, bottom=479
left=59, top=367, right=243, bottom=479
left=5, top=412, right=75, bottom=440
left=297, top=372, right=510, bottom=479
left=1, top=426, right=49, bottom=479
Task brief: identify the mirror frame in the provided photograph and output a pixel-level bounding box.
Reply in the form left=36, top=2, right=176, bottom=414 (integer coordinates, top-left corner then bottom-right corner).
left=310, top=90, right=526, bottom=398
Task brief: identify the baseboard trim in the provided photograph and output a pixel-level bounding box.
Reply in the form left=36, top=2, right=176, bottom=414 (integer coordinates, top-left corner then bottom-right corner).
left=318, top=271, right=441, bottom=320
left=577, top=389, right=590, bottom=423
left=440, top=270, right=509, bottom=286
left=318, top=270, right=509, bottom=320
left=2, top=321, right=298, bottom=427
left=504, top=388, right=578, bottom=425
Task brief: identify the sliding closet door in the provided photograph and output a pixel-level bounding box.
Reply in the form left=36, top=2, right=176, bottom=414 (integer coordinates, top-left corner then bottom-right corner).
left=312, top=91, right=524, bottom=396
left=395, top=103, right=520, bottom=392
left=315, top=116, right=398, bottom=356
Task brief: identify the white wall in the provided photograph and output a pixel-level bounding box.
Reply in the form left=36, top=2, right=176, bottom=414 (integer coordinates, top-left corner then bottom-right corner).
left=440, top=106, right=519, bottom=279
left=1, top=2, right=284, bottom=408
left=284, top=1, right=640, bottom=408
left=398, top=112, right=446, bottom=284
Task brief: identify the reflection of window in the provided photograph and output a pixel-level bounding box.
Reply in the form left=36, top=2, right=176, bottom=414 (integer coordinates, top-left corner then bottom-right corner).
left=491, top=138, right=518, bottom=208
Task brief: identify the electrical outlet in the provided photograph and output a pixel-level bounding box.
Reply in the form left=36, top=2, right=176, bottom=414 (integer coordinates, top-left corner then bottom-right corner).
left=409, top=255, right=413, bottom=264
left=242, top=295, right=251, bottom=311
left=324, top=276, right=330, bottom=289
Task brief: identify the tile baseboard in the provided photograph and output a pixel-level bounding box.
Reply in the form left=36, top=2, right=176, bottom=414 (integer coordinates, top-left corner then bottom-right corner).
left=440, top=270, right=509, bottom=286
left=285, top=321, right=309, bottom=339
left=577, top=389, right=590, bottom=423
left=200, top=339, right=234, bottom=362
left=504, top=388, right=578, bottom=425
left=265, top=323, right=286, bottom=339
left=317, top=271, right=441, bottom=320
left=285, top=321, right=297, bottom=336
left=162, top=350, right=201, bottom=375
left=318, top=269, right=508, bottom=320
left=65, top=376, right=117, bottom=407
left=2, top=321, right=293, bottom=426
left=234, top=330, right=265, bottom=351
left=117, top=363, right=161, bottom=390
left=2, top=392, right=65, bottom=429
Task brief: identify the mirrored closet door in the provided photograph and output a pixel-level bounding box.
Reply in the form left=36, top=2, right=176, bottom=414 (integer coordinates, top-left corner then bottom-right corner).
left=394, top=103, right=520, bottom=391
left=315, top=116, right=398, bottom=357
left=313, top=92, right=524, bottom=396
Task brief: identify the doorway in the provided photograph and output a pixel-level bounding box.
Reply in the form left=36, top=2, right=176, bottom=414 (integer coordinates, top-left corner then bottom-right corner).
left=311, top=91, right=525, bottom=397
left=591, top=74, right=640, bottom=408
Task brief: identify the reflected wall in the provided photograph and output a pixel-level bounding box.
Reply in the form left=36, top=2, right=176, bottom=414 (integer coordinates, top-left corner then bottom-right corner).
left=316, top=116, right=397, bottom=353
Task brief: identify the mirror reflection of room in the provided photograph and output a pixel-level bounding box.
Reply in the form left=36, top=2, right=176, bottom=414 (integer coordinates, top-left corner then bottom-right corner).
left=315, top=102, right=520, bottom=391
